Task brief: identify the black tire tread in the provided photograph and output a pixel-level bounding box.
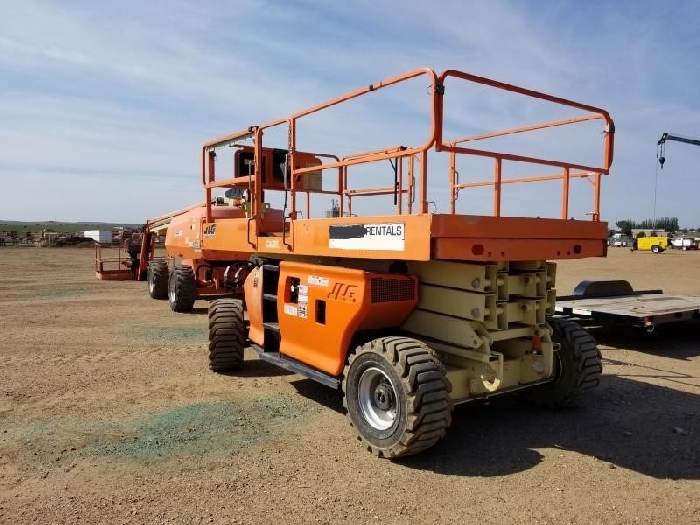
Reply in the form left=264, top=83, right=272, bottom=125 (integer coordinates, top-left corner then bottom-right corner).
left=208, top=298, right=245, bottom=372
left=169, top=265, right=196, bottom=312
left=524, top=317, right=602, bottom=409
left=342, top=336, right=453, bottom=459
left=148, top=260, right=169, bottom=300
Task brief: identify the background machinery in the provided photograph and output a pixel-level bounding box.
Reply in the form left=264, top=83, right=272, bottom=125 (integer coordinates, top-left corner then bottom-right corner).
left=143, top=200, right=272, bottom=312
left=632, top=236, right=668, bottom=253
left=96, top=202, right=256, bottom=312
left=188, top=67, right=615, bottom=458
left=94, top=225, right=161, bottom=282
left=657, top=132, right=700, bottom=168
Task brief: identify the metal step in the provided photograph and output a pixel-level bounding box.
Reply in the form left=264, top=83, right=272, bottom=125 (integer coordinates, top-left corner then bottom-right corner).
left=262, top=264, right=280, bottom=273
left=250, top=344, right=340, bottom=389
left=263, top=321, right=280, bottom=333
left=263, top=293, right=278, bottom=302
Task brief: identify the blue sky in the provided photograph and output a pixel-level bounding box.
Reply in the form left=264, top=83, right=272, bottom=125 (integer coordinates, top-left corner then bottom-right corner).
left=1, top=0, right=699, bottom=227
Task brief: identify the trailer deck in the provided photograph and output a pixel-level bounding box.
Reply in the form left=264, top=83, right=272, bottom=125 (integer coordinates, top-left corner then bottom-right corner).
left=554, top=280, right=700, bottom=329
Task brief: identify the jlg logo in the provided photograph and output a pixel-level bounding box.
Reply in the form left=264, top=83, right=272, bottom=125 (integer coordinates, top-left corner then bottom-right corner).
left=203, top=224, right=217, bottom=238
left=327, top=282, right=357, bottom=302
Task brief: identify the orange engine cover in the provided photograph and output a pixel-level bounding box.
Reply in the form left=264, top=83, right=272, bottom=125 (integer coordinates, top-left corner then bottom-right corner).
left=270, top=261, right=419, bottom=376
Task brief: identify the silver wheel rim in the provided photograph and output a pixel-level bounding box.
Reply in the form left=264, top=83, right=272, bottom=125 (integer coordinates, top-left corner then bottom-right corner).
left=169, top=277, right=176, bottom=303
left=358, top=367, right=397, bottom=431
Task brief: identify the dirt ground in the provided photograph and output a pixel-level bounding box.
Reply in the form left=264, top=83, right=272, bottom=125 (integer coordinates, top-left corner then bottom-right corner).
left=1, top=246, right=698, bottom=524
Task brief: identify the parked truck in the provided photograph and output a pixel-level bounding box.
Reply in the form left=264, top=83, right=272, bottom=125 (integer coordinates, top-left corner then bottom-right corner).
left=670, top=237, right=698, bottom=250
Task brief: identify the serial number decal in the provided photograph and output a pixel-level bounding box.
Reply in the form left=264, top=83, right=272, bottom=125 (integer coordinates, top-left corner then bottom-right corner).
left=308, top=275, right=329, bottom=287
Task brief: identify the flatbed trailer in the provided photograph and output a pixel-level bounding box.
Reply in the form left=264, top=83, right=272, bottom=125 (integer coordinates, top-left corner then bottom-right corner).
left=554, top=280, right=700, bottom=331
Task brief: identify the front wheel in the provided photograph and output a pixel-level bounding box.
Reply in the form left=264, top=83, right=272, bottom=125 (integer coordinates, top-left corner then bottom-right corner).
left=147, top=260, right=169, bottom=300
left=342, top=336, right=453, bottom=459
left=208, top=298, right=246, bottom=372
left=168, top=265, right=196, bottom=312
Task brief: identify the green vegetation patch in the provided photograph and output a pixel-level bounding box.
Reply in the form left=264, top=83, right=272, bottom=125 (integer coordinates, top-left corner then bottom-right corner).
left=31, top=285, right=87, bottom=299
left=17, top=398, right=309, bottom=465
left=126, top=326, right=207, bottom=343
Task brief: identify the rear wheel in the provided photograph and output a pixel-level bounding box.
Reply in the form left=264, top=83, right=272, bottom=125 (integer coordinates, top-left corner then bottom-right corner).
left=147, top=261, right=169, bottom=300
left=523, top=318, right=602, bottom=408
left=652, top=245, right=660, bottom=253
left=208, top=298, right=246, bottom=372
left=342, top=336, right=453, bottom=459
left=168, top=265, right=196, bottom=312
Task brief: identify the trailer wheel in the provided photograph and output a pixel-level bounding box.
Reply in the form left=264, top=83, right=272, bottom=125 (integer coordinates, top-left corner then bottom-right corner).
left=147, top=261, right=169, bottom=300
left=168, top=265, right=196, bottom=312
left=523, top=318, right=601, bottom=408
left=342, top=336, right=453, bottom=459
left=652, top=245, right=660, bottom=253
left=208, top=298, right=245, bottom=372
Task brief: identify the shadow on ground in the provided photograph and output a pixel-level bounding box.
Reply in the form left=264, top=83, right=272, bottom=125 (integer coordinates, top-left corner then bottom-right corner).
left=291, top=374, right=699, bottom=481
left=582, top=320, right=700, bottom=360
left=397, top=375, right=699, bottom=479
left=229, top=326, right=699, bottom=479
left=291, top=378, right=345, bottom=413
left=220, top=358, right=296, bottom=379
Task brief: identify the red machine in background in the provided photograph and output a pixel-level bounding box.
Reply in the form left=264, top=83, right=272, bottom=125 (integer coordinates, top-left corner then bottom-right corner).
left=96, top=144, right=324, bottom=312
left=145, top=143, right=326, bottom=311
left=95, top=201, right=265, bottom=312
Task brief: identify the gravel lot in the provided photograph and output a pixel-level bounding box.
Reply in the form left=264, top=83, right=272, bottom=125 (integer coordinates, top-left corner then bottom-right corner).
left=1, top=246, right=698, bottom=524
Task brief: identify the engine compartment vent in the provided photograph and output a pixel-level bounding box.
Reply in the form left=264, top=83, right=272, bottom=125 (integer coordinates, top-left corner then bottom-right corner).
left=371, top=278, right=415, bottom=303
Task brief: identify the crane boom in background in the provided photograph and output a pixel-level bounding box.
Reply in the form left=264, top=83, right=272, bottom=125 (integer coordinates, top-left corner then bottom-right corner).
left=657, top=132, right=700, bottom=168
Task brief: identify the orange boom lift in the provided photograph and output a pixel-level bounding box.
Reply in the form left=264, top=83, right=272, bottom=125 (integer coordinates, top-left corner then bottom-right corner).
left=195, top=67, right=614, bottom=458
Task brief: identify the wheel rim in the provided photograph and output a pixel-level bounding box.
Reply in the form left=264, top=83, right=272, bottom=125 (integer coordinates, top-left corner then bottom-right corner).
left=357, top=367, right=397, bottom=431
left=169, top=274, right=176, bottom=303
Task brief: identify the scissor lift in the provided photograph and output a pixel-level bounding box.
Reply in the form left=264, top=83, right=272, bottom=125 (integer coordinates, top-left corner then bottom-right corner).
left=189, top=67, right=615, bottom=458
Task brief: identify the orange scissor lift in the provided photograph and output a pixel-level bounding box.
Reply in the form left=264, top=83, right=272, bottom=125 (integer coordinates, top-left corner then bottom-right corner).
left=197, top=67, right=614, bottom=458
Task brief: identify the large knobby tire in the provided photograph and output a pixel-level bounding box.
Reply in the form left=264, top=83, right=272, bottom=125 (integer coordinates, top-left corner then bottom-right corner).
left=168, top=265, right=196, bottom=312
left=342, top=336, right=453, bottom=459
left=147, top=261, right=169, bottom=300
left=523, top=318, right=602, bottom=408
left=208, top=298, right=246, bottom=372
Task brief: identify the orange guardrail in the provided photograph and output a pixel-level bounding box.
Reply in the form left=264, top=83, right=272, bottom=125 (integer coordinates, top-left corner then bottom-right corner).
left=200, top=67, right=614, bottom=222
